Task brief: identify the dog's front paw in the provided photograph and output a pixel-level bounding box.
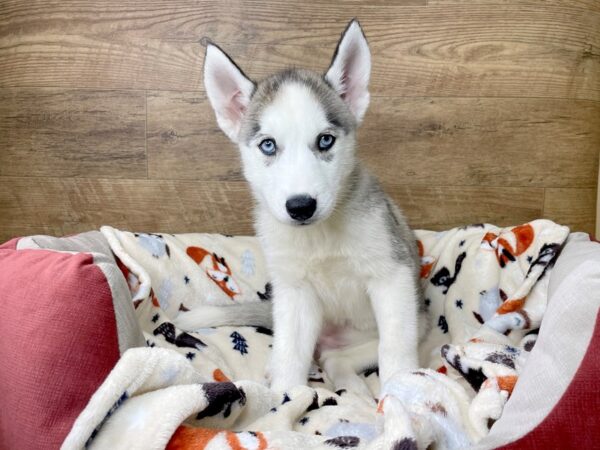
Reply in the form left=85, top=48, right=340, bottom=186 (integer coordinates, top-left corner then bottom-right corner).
left=379, top=359, right=419, bottom=387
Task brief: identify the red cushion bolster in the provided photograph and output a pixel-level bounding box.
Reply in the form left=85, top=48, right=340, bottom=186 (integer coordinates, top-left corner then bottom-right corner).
left=0, top=249, right=120, bottom=450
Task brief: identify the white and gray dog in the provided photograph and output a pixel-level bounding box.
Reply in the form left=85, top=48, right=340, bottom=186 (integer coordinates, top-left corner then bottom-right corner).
left=176, top=19, right=428, bottom=397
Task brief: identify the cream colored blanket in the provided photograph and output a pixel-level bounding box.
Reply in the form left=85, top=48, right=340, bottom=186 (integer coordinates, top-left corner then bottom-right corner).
left=63, top=220, right=569, bottom=450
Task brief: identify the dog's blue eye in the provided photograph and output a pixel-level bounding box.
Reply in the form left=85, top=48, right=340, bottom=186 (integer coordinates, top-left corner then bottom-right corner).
left=317, top=134, right=335, bottom=151
left=258, top=138, right=276, bottom=155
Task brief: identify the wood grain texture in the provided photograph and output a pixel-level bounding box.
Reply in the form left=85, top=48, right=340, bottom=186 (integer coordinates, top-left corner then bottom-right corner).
left=544, top=188, right=596, bottom=235
left=0, top=177, right=547, bottom=243
left=387, top=185, right=544, bottom=230
left=146, top=91, right=242, bottom=181
left=0, top=178, right=255, bottom=241
left=146, top=92, right=600, bottom=188
left=0, top=2, right=598, bottom=100
left=361, top=97, right=600, bottom=188
left=0, top=1, right=597, bottom=240
left=0, top=89, right=146, bottom=178
left=429, top=0, right=600, bottom=13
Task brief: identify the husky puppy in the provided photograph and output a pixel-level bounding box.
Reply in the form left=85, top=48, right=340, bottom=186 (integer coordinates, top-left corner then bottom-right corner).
left=175, top=20, right=427, bottom=396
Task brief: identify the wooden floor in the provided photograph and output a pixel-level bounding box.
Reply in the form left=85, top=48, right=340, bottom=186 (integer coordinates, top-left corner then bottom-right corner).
left=1, top=1, right=599, bottom=241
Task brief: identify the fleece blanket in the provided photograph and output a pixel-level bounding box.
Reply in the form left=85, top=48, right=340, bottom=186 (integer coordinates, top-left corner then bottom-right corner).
left=63, top=220, right=569, bottom=450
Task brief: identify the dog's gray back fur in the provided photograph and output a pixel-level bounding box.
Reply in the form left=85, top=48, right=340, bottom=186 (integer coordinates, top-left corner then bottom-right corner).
left=341, top=163, right=423, bottom=295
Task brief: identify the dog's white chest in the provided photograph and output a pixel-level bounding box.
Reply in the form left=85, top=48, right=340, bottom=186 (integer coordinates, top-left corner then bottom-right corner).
left=306, top=256, right=376, bottom=330
left=262, top=213, right=384, bottom=331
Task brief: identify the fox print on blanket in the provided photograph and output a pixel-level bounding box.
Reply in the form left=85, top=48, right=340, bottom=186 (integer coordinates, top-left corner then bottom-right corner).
left=187, top=246, right=242, bottom=299
left=174, top=20, right=429, bottom=395
left=83, top=219, right=569, bottom=449
left=481, top=223, right=535, bottom=268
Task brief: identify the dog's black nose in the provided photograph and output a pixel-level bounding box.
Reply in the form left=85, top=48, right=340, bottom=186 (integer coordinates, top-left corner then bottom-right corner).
left=286, top=195, right=317, bottom=222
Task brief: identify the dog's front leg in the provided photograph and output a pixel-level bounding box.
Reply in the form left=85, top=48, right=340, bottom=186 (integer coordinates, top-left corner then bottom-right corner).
left=269, top=280, right=322, bottom=392
left=368, top=264, right=420, bottom=384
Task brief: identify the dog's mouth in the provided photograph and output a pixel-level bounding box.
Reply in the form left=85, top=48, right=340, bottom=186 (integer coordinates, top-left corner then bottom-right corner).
left=287, top=216, right=319, bottom=227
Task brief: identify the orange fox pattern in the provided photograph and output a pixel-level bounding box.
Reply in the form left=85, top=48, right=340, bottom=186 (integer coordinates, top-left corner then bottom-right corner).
left=187, top=246, right=242, bottom=299
left=479, top=224, right=536, bottom=316
left=481, top=224, right=535, bottom=268
left=167, top=426, right=268, bottom=450
left=417, top=239, right=435, bottom=279
left=496, top=296, right=526, bottom=315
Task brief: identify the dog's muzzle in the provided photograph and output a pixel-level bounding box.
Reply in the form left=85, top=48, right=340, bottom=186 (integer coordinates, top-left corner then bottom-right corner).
left=285, top=195, right=317, bottom=222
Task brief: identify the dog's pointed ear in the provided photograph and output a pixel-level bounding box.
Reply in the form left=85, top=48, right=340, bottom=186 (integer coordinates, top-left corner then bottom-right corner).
left=204, top=43, right=255, bottom=142
left=325, top=19, right=371, bottom=123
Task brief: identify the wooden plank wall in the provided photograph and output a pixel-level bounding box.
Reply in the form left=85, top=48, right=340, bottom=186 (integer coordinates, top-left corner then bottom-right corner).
left=1, top=0, right=599, bottom=241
